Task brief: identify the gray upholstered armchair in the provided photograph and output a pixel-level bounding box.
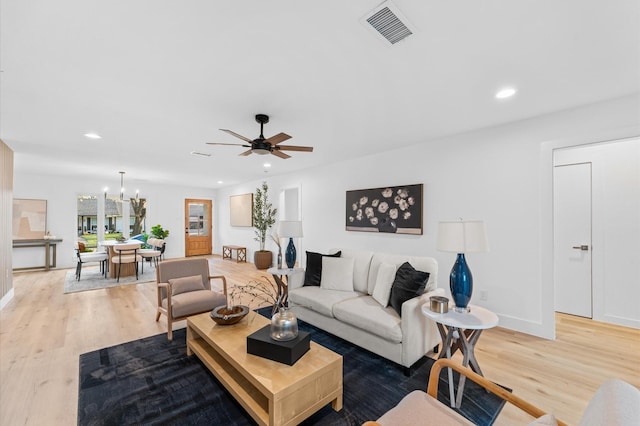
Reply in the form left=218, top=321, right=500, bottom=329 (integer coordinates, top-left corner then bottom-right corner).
left=155, top=258, right=227, bottom=340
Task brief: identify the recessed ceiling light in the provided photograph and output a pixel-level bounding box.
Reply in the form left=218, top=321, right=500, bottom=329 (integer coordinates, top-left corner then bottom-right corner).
left=495, top=87, right=517, bottom=99
left=84, top=132, right=102, bottom=139
left=217, top=180, right=223, bottom=184
left=263, top=163, right=271, bottom=168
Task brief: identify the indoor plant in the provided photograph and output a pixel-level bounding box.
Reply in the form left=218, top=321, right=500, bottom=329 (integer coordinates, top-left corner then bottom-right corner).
left=150, top=224, right=170, bottom=239
left=252, top=181, right=277, bottom=269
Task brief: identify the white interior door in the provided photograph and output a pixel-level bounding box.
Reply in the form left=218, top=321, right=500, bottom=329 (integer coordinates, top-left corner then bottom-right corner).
left=554, top=163, right=592, bottom=317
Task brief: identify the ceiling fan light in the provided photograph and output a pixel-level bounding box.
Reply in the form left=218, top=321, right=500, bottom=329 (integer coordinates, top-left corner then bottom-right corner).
left=253, top=148, right=270, bottom=155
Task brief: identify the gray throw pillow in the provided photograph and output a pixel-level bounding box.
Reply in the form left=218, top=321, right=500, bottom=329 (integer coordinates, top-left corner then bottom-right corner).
left=169, top=275, right=205, bottom=296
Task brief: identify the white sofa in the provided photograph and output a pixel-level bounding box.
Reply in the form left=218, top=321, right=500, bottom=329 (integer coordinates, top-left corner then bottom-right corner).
left=287, top=249, right=445, bottom=369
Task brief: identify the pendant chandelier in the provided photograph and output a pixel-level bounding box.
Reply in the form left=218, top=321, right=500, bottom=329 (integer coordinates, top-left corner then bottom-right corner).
left=104, top=171, right=139, bottom=201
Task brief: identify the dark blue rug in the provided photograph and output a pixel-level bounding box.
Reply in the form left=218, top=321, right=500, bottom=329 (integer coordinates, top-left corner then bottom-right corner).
left=78, top=309, right=508, bottom=425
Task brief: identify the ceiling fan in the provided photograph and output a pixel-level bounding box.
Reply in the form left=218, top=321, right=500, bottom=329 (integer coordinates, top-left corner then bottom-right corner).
left=207, top=114, right=313, bottom=159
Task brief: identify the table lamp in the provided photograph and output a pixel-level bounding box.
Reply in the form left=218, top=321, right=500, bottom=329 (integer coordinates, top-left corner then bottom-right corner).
left=278, top=221, right=303, bottom=269
left=437, top=220, right=489, bottom=312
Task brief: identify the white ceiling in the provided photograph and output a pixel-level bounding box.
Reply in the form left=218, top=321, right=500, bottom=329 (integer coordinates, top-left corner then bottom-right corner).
left=2, top=0, right=639, bottom=190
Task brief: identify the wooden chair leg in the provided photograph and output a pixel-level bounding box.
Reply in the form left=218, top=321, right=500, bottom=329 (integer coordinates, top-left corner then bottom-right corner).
left=155, top=311, right=161, bottom=321
left=167, top=317, right=173, bottom=340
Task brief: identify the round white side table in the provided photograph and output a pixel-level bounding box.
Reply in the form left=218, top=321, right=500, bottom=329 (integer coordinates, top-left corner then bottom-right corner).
left=422, top=303, right=499, bottom=408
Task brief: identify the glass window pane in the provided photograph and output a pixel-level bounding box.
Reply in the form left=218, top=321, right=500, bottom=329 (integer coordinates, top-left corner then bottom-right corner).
left=188, top=203, right=208, bottom=236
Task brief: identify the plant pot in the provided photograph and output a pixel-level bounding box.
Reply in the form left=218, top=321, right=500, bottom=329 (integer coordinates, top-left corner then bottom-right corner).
left=254, top=250, right=273, bottom=270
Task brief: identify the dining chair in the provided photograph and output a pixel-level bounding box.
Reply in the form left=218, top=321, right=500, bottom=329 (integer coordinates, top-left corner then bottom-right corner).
left=139, top=237, right=162, bottom=273
left=74, top=242, right=108, bottom=281
left=111, top=243, right=142, bottom=282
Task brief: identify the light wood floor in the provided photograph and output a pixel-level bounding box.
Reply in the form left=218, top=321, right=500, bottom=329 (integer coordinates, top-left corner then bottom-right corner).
left=1, top=256, right=638, bottom=425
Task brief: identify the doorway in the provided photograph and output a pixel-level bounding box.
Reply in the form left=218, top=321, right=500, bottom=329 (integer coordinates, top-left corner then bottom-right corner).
left=553, top=163, right=592, bottom=318
left=185, top=199, right=212, bottom=257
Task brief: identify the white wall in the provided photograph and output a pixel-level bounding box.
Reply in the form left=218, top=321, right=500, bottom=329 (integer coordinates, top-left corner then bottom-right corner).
left=215, top=94, right=640, bottom=339
left=553, top=138, right=640, bottom=328
left=12, top=174, right=216, bottom=269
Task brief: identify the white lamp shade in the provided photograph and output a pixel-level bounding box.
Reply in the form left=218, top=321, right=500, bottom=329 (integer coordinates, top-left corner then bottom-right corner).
left=437, top=220, right=489, bottom=253
left=278, top=221, right=303, bottom=238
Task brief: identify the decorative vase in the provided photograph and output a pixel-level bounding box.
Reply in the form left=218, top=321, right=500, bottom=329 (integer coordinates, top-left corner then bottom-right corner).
left=285, top=237, right=296, bottom=268
left=450, top=253, right=473, bottom=312
left=277, top=250, right=283, bottom=269
left=270, top=307, right=298, bottom=341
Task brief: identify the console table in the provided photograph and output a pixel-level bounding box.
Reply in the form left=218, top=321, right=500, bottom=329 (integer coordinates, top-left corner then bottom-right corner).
left=12, top=238, right=63, bottom=271
left=222, top=245, right=246, bottom=263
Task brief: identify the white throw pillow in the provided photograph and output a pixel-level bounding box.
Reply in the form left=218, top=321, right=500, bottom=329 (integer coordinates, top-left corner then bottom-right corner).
left=372, top=262, right=397, bottom=307
left=320, top=256, right=354, bottom=292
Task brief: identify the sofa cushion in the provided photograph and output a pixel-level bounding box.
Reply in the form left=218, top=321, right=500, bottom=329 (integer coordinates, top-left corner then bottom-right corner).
left=289, top=286, right=360, bottom=317
left=376, top=390, right=474, bottom=426
left=303, top=250, right=342, bottom=286
left=169, top=275, right=206, bottom=295
left=333, top=295, right=403, bottom=343
left=334, top=249, right=374, bottom=293
left=389, top=262, right=430, bottom=316
left=372, top=262, right=397, bottom=307
left=320, top=257, right=354, bottom=291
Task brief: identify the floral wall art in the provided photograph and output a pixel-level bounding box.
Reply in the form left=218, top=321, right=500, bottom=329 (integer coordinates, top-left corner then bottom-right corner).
left=345, top=184, right=423, bottom=234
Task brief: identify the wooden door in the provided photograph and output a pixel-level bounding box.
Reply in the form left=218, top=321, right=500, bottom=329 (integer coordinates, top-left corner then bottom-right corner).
left=184, top=199, right=212, bottom=257
left=553, top=163, right=592, bottom=318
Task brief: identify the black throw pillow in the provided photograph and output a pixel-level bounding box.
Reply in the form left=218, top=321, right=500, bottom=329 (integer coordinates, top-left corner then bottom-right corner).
left=303, top=250, right=342, bottom=286
left=389, top=262, right=430, bottom=316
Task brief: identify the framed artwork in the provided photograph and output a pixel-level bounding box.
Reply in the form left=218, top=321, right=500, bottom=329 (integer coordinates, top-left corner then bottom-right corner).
left=346, top=184, right=423, bottom=234
left=13, top=198, right=47, bottom=239
left=230, top=193, right=253, bottom=227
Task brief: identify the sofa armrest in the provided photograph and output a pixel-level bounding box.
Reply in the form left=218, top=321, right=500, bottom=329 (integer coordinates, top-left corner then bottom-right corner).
left=288, top=269, right=305, bottom=289
left=401, top=288, right=446, bottom=366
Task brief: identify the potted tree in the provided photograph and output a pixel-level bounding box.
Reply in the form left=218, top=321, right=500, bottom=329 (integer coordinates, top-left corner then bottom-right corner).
left=253, top=181, right=277, bottom=269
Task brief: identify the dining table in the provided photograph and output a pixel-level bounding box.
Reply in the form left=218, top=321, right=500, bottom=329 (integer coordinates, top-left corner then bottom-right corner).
left=99, top=239, right=143, bottom=279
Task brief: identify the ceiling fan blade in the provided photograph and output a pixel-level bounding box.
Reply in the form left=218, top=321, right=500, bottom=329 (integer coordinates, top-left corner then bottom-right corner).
left=276, top=145, right=313, bottom=152
left=265, top=132, right=291, bottom=145
left=206, top=142, right=251, bottom=147
left=239, top=149, right=253, bottom=156
left=220, top=129, right=253, bottom=143
left=271, top=150, right=291, bottom=159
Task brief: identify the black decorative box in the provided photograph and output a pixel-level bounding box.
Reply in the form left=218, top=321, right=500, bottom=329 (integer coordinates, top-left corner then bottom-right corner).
left=247, top=325, right=310, bottom=365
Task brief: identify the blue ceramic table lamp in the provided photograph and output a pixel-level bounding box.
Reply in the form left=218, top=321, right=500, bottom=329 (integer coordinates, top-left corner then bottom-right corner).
left=437, top=220, right=489, bottom=313
left=277, top=221, right=303, bottom=269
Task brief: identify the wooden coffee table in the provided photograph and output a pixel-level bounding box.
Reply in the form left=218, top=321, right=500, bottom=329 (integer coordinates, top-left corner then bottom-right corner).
left=186, top=311, right=343, bottom=426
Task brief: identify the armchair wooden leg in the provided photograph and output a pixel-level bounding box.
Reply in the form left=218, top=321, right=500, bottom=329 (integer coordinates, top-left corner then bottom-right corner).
left=155, top=311, right=161, bottom=321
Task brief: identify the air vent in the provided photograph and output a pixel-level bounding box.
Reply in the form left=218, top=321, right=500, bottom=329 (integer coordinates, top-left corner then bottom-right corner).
left=362, top=1, right=415, bottom=45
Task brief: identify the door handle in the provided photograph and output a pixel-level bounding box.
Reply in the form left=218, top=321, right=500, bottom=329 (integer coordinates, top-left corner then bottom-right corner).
left=572, top=245, right=589, bottom=251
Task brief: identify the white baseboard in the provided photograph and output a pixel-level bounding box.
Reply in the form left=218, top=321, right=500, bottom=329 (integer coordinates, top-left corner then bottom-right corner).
left=0, top=288, right=15, bottom=311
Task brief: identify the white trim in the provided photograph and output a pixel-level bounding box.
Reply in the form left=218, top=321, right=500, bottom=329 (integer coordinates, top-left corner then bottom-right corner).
left=0, top=288, right=15, bottom=311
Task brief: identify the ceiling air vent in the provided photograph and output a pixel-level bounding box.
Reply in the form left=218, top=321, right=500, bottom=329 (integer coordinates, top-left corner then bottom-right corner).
left=362, top=1, right=415, bottom=45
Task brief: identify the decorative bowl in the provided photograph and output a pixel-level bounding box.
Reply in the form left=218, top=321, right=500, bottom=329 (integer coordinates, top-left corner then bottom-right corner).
left=210, top=305, right=250, bottom=325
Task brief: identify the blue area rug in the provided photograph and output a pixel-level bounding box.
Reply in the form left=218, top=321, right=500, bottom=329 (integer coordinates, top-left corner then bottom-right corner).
left=78, top=309, right=508, bottom=425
